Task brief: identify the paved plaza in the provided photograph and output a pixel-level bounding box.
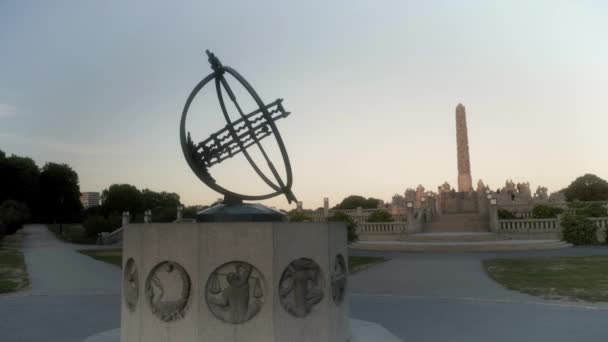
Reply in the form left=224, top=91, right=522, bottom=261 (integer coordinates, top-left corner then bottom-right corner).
left=1, top=225, right=608, bottom=342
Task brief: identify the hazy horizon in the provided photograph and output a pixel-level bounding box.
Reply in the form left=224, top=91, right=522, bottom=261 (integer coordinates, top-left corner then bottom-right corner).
left=1, top=0, right=607, bottom=210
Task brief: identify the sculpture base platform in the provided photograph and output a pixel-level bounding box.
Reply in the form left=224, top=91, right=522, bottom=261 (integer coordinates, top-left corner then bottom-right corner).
left=196, top=203, right=286, bottom=222
left=84, top=319, right=402, bottom=342
left=121, top=222, right=349, bottom=342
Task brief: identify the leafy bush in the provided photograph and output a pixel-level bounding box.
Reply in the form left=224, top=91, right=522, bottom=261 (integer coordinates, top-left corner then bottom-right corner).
left=287, top=211, right=311, bottom=222
left=579, top=203, right=608, bottom=218
left=328, top=212, right=357, bottom=243
left=531, top=205, right=563, bottom=219
left=498, top=209, right=517, bottom=219
left=561, top=214, right=598, bottom=245
left=0, top=200, right=31, bottom=235
left=182, top=206, right=199, bottom=220
left=366, top=210, right=393, bottom=222
left=151, top=207, right=177, bottom=223
left=83, top=215, right=118, bottom=238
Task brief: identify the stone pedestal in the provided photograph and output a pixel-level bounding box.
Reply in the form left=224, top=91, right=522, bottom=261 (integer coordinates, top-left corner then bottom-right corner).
left=489, top=202, right=499, bottom=232
left=120, top=222, right=349, bottom=342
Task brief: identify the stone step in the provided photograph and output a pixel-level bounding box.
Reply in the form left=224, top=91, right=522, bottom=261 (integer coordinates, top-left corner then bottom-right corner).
left=404, top=232, right=506, bottom=242
left=351, top=240, right=572, bottom=253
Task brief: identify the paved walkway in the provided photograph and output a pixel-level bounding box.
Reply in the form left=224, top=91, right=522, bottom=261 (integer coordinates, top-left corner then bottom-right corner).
left=0, top=225, right=121, bottom=342
left=1, top=225, right=608, bottom=342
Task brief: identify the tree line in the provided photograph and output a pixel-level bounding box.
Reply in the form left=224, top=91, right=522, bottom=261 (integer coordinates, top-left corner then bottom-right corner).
left=0, top=149, right=203, bottom=239
left=0, top=149, right=82, bottom=237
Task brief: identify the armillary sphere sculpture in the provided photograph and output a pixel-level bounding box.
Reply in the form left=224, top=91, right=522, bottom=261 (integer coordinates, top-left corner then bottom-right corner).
left=180, top=50, right=297, bottom=221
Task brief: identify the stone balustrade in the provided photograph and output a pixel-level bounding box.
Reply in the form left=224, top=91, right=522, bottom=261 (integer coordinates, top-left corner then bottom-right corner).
left=590, top=217, right=608, bottom=228
left=355, top=222, right=408, bottom=241
left=498, top=216, right=608, bottom=241
left=106, top=227, right=124, bottom=244
left=303, top=207, right=396, bottom=223
left=590, top=217, right=608, bottom=242
left=498, top=218, right=559, bottom=232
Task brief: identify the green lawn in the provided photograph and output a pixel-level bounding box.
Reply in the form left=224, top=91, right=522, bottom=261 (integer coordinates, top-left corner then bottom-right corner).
left=484, top=255, right=608, bottom=303
left=79, top=249, right=385, bottom=274
left=349, top=256, right=385, bottom=273
left=78, top=248, right=122, bottom=267
left=0, top=233, right=29, bottom=294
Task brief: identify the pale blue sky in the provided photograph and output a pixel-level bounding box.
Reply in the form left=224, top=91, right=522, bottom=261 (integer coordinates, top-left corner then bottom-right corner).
left=1, top=0, right=607, bottom=209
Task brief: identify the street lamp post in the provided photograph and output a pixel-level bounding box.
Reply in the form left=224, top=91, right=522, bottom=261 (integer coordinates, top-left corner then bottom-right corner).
left=58, top=196, right=64, bottom=236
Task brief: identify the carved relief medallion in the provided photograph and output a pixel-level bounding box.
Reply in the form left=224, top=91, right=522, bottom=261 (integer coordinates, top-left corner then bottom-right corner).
left=279, top=258, right=324, bottom=317
left=205, top=261, right=265, bottom=324
left=145, top=261, right=191, bottom=322
left=123, top=258, right=139, bottom=312
left=331, top=254, right=347, bottom=304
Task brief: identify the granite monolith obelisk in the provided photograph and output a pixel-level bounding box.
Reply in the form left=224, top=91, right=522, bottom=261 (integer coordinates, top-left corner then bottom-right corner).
left=456, top=103, right=473, bottom=192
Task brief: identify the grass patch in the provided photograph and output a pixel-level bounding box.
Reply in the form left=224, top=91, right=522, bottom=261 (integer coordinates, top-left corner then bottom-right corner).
left=79, top=249, right=385, bottom=274
left=484, top=255, right=608, bottom=303
left=0, top=232, right=29, bottom=293
left=78, top=248, right=122, bottom=267
left=349, top=256, right=385, bottom=273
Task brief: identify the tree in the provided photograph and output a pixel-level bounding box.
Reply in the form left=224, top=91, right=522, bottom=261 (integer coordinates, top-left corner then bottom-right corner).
left=366, top=210, right=393, bottom=222
left=39, top=163, right=83, bottom=223
left=328, top=212, right=357, bottom=242
left=333, top=195, right=382, bottom=210
left=0, top=154, right=40, bottom=217
left=563, top=174, right=608, bottom=202
left=141, top=189, right=181, bottom=210
left=101, top=184, right=143, bottom=215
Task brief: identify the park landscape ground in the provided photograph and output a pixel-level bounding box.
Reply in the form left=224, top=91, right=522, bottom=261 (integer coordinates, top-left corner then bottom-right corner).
left=0, top=224, right=608, bottom=342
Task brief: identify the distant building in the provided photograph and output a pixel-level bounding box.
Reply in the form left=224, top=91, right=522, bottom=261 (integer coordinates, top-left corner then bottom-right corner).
left=80, top=192, right=100, bottom=208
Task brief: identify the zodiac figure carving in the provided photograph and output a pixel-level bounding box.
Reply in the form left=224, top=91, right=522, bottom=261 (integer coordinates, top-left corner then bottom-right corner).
left=279, top=258, right=324, bottom=317
left=145, top=261, right=191, bottom=322
left=205, top=261, right=264, bottom=324
left=331, top=255, right=347, bottom=304
left=123, top=258, right=139, bottom=312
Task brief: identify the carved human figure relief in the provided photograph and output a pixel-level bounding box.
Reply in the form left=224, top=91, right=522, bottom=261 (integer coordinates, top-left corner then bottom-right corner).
left=331, top=254, right=347, bottom=304
left=205, top=261, right=265, bottom=324
left=279, top=258, right=324, bottom=317
left=145, top=261, right=191, bottom=322
left=123, top=258, right=139, bottom=312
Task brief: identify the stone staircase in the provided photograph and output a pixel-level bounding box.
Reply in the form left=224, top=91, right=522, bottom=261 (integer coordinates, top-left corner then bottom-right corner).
left=404, top=232, right=505, bottom=242
left=350, top=212, right=572, bottom=252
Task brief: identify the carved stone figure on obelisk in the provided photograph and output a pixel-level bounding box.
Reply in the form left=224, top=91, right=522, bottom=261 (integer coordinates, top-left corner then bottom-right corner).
left=456, top=103, right=473, bottom=192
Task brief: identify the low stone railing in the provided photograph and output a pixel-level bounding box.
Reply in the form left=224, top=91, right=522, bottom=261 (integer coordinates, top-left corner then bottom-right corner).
left=498, top=216, right=608, bottom=241
left=512, top=209, right=578, bottom=219
left=590, top=218, right=608, bottom=242
left=498, top=218, right=559, bottom=232
left=590, top=217, right=608, bottom=228
left=303, top=207, right=409, bottom=224
left=356, top=221, right=408, bottom=241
